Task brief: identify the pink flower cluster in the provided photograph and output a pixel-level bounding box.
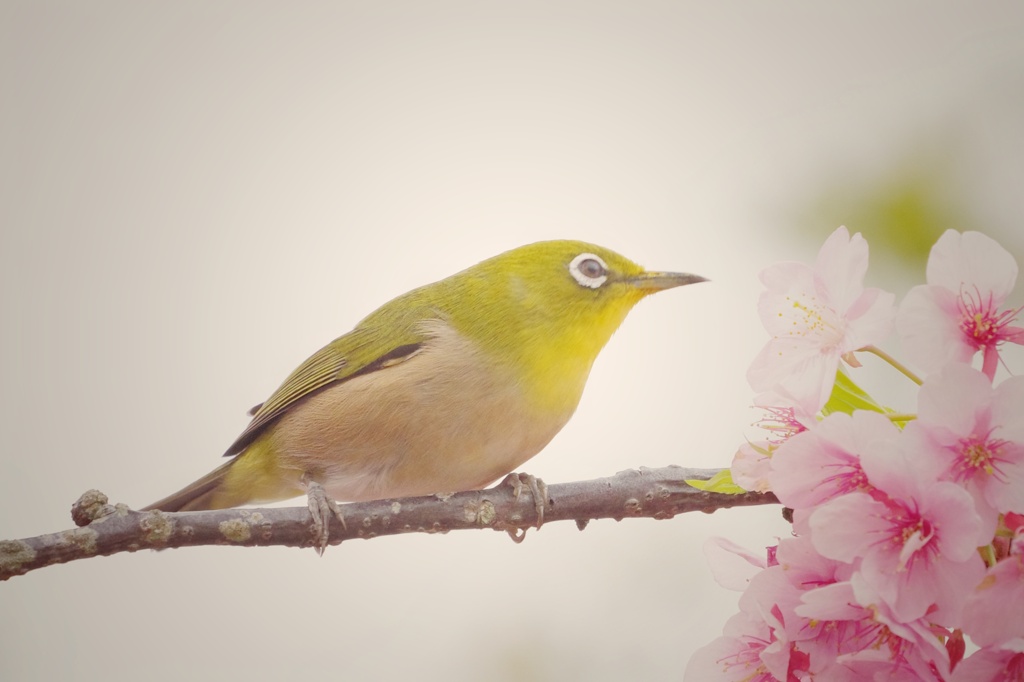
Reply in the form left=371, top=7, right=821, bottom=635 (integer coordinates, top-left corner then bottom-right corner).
left=690, top=228, right=1024, bottom=681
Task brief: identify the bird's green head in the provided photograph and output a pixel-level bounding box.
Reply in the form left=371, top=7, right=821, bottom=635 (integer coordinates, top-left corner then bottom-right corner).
left=469, top=239, right=704, bottom=314
left=446, top=240, right=706, bottom=393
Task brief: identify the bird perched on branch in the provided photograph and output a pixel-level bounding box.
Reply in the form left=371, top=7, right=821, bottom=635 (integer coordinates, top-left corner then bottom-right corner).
left=143, top=240, right=705, bottom=549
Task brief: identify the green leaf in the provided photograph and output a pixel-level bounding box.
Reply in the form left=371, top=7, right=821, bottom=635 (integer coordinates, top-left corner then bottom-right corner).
left=822, top=369, right=886, bottom=416
left=685, top=469, right=747, bottom=495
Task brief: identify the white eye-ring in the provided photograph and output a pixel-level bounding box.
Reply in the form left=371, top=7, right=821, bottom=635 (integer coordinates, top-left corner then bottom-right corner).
left=569, top=252, right=609, bottom=289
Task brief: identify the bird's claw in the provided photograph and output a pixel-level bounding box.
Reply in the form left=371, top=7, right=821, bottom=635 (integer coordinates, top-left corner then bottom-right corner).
left=502, top=472, right=549, bottom=539
left=305, top=480, right=346, bottom=555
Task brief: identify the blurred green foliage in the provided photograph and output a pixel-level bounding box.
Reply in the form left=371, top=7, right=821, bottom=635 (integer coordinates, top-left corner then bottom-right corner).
left=796, top=153, right=971, bottom=288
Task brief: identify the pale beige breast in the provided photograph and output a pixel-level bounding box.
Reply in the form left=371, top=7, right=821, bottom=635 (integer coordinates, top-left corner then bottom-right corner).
left=266, top=321, right=577, bottom=502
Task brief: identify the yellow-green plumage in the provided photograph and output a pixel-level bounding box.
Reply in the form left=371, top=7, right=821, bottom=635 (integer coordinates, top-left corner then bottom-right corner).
left=143, top=240, right=704, bottom=512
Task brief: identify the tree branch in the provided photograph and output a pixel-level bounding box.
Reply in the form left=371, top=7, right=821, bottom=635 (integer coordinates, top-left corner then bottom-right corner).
left=0, top=466, right=778, bottom=581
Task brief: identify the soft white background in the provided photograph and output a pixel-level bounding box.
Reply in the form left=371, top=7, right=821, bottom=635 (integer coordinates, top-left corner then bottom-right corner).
left=2, top=3, right=1022, bottom=680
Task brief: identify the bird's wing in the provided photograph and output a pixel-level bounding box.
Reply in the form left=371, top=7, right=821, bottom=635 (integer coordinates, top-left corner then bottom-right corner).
left=222, top=317, right=431, bottom=457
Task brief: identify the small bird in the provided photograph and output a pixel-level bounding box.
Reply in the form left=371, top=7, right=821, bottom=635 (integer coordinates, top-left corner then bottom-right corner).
left=143, top=240, right=705, bottom=545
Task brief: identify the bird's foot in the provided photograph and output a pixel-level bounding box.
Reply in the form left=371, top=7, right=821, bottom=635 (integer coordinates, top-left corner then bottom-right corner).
left=304, top=479, right=347, bottom=555
left=501, top=472, right=549, bottom=542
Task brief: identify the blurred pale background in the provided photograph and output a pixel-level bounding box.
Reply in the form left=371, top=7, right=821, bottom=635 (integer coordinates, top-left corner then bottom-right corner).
left=2, top=2, right=1022, bottom=680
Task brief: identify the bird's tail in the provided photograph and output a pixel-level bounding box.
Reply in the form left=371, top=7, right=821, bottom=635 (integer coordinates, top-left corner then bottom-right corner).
left=141, top=459, right=240, bottom=512
left=142, top=441, right=304, bottom=512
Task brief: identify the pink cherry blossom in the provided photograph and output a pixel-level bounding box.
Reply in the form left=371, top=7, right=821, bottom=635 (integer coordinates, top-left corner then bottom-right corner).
left=809, top=448, right=987, bottom=625
left=951, top=642, right=1024, bottom=682
left=693, top=538, right=844, bottom=681
left=775, top=538, right=862, bottom=673
left=962, top=552, right=1024, bottom=648
left=748, top=226, right=896, bottom=413
left=776, top=534, right=851, bottom=593
left=737, top=565, right=810, bottom=681
left=788, top=543, right=953, bottom=677
left=839, top=598, right=953, bottom=681
left=838, top=617, right=950, bottom=680
left=906, top=364, right=1024, bottom=534
left=723, top=535, right=951, bottom=679
left=768, top=410, right=898, bottom=510
left=704, top=227, right=1023, bottom=678
left=732, top=392, right=818, bottom=494
left=796, top=579, right=952, bottom=680
left=897, top=230, right=1024, bottom=380
left=683, top=612, right=785, bottom=682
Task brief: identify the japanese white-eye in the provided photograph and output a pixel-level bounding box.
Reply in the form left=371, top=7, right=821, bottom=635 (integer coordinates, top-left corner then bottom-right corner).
left=144, top=240, right=705, bottom=513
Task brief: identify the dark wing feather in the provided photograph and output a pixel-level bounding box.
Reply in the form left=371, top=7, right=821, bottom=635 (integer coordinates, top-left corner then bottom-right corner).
left=223, top=323, right=428, bottom=457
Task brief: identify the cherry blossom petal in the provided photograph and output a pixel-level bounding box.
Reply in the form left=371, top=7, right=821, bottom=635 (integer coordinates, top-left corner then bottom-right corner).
left=796, top=581, right=862, bottom=622
left=951, top=644, right=1024, bottom=682
left=994, top=375, right=1024, bottom=446
left=704, top=537, right=769, bottom=591
left=897, top=285, right=975, bottom=371
left=917, top=362, right=994, bottom=437
left=809, top=492, right=888, bottom=564
left=749, top=226, right=896, bottom=413
left=927, top=230, right=1018, bottom=303
left=748, top=336, right=839, bottom=415
left=962, top=554, right=1024, bottom=648
left=815, top=226, right=870, bottom=312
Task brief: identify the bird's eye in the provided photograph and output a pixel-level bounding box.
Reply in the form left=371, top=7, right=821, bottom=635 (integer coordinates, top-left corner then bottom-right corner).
left=568, top=253, right=609, bottom=289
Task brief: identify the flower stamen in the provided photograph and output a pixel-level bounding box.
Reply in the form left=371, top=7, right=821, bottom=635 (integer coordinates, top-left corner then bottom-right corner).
left=956, top=284, right=1024, bottom=378
left=951, top=431, right=1010, bottom=483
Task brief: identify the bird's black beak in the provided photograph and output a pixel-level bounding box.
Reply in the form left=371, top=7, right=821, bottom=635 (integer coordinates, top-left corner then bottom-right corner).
left=626, top=271, right=708, bottom=293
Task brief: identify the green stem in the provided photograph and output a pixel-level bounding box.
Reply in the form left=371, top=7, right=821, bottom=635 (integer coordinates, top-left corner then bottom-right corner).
left=885, top=413, right=917, bottom=423
left=860, top=345, right=923, bottom=386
